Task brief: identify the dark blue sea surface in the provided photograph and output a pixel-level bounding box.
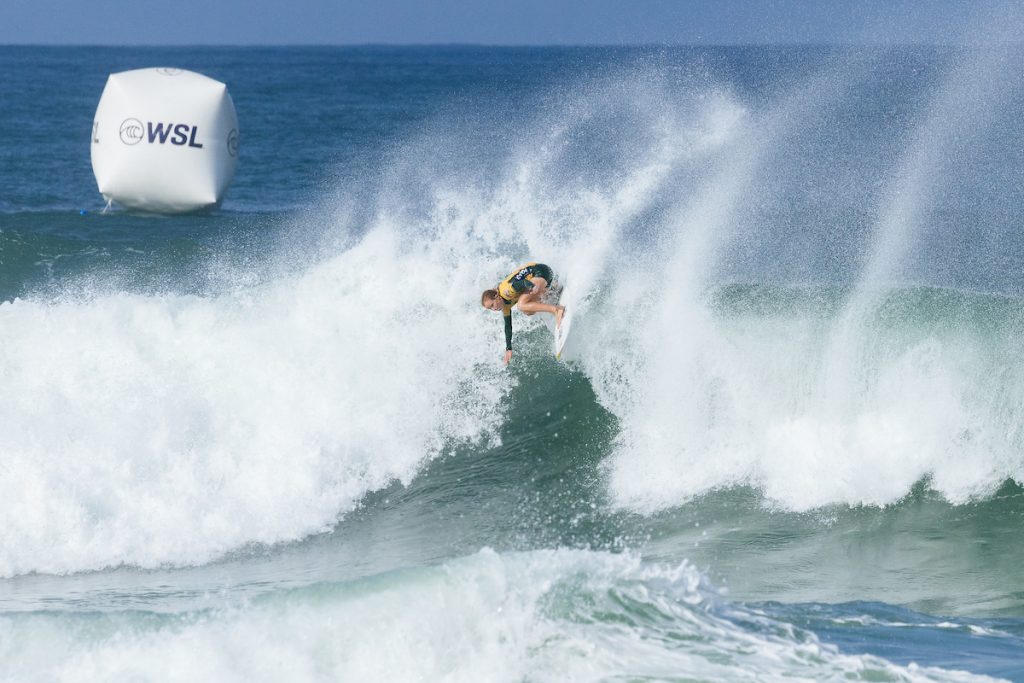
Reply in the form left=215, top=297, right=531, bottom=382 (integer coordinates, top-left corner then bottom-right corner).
left=1, top=45, right=1022, bottom=681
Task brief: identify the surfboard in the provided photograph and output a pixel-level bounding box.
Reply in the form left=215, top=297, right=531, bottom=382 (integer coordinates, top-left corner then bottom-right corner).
left=554, top=305, right=573, bottom=360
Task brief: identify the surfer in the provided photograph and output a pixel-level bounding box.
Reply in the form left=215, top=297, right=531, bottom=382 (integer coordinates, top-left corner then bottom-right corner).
left=481, top=262, right=565, bottom=365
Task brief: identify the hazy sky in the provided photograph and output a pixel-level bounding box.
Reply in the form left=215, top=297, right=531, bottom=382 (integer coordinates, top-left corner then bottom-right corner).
left=2, top=0, right=1020, bottom=46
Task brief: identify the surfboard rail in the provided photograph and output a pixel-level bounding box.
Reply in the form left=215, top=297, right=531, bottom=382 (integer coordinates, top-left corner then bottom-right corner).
left=554, top=305, right=573, bottom=359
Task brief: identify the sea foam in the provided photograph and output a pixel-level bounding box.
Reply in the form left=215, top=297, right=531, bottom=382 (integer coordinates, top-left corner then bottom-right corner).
left=0, top=224, right=508, bottom=577
left=0, top=549, right=998, bottom=683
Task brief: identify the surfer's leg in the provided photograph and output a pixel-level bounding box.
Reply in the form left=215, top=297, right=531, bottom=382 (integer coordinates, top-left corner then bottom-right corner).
left=516, top=298, right=558, bottom=315
left=517, top=295, right=565, bottom=326
left=527, top=265, right=564, bottom=326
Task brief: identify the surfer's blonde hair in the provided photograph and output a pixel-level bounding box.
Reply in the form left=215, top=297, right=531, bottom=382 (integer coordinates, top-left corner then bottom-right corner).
left=481, top=289, right=500, bottom=306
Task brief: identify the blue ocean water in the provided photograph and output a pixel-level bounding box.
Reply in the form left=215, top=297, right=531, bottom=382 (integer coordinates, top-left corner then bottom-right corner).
left=1, top=44, right=1023, bottom=681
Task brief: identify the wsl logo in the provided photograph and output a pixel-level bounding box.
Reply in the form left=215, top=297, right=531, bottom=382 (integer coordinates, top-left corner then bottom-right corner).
left=119, top=118, right=144, bottom=145
left=119, top=118, right=204, bottom=149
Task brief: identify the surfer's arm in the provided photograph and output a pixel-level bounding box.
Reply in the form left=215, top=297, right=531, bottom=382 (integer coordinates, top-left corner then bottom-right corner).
left=503, top=308, right=513, bottom=350
left=502, top=306, right=513, bottom=365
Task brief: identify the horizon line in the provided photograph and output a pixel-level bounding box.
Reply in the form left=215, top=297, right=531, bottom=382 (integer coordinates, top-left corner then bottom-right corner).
left=1, top=40, right=1015, bottom=49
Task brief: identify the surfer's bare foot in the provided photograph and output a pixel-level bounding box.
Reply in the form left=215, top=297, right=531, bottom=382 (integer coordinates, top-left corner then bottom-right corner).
left=555, top=305, right=566, bottom=329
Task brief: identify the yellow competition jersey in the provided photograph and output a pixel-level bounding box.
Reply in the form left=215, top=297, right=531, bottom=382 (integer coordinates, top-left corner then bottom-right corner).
left=496, top=262, right=540, bottom=307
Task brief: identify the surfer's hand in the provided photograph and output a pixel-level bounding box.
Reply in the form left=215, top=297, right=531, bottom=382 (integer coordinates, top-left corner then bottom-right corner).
left=503, top=349, right=513, bottom=365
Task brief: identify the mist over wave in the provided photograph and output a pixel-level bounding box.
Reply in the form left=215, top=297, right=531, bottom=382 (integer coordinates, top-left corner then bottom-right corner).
left=589, top=45, right=1024, bottom=514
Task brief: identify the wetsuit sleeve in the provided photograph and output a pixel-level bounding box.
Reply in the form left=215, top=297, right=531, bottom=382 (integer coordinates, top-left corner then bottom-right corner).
left=503, top=307, right=513, bottom=350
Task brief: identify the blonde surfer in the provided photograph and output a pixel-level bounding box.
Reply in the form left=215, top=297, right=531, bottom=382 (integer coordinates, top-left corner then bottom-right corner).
left=481, top=262, right=565, bottom=365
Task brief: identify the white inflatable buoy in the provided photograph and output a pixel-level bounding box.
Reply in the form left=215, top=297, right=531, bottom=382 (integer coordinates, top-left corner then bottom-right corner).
left=91, top=67, right=239, bottom=213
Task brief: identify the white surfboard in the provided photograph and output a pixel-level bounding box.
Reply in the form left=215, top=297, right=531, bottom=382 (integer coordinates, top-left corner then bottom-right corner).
left=554, top=305, right=573, bottom=360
